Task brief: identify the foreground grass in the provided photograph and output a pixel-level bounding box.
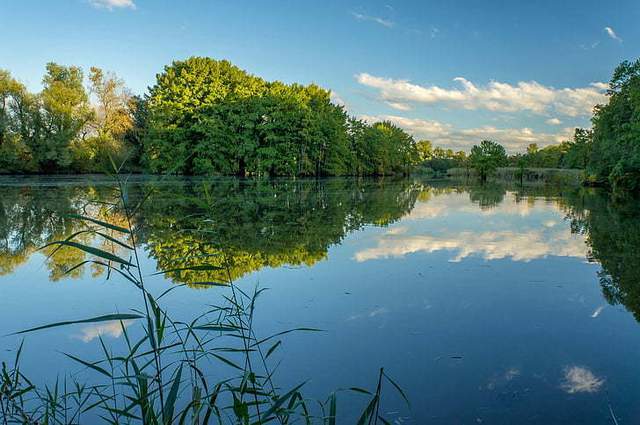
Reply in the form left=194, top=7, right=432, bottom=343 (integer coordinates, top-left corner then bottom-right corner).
left=0, top=171, right=408, bottom=424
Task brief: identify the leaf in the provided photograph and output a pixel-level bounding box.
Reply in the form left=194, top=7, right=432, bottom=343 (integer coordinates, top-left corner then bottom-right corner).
left=347, top=387, right=372, bottom=395
left=189, top=281, right=228, bottom=287
left=382, top=370, right=411, bottom=408
left=326, top=392, right=336, bottom=425
left=40, top=241, right=136, bottom=267
left=63, top=353, right=112, bottom=378
left=260, top=382, right=306, bottom=422
left=94, top=231, right=134, bottom=250
left=210, top=353, right=243, bottom=370
left=265, top=341, right=281, bottom=359
left=378, top=415, right=392, bottom=425
left=253, top=328, right=324, bottom=347
left=12, top=313, right=143, bottom=335
left=9, top=384, right=36, bottom=401
left=356, top=395, right=378, bottom=425
left=163, top=364, right=183, bottom=425
left=65, top=213, right=130, bottom=234
left=192, top=325, right=244, bottom=332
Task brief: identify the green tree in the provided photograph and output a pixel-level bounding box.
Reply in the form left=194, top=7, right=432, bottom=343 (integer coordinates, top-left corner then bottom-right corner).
left=416, top=140, right=433, bottom=162
left=469, top=140, right=507, bottom=182
left=563, top=128, right=592, bottom=169
left=73, top=67, right=135, bottom=172
left=143, top=56, right=417, bottom=177
left=0, top=70, right=33, bottom=173
left=589, top=58, right=640, bottom=192
left=144, top=57, right=266, bottom=174
left=35, top=63, right=93, bottom=173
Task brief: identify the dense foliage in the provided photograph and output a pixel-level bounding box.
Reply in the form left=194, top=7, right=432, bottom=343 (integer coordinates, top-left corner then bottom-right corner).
left=469, top=140, right=507, bottom=181
left=414, top=140, right=467, bottom=176
left=0, top=58, right=418, bottom=176
left=143, top=57, right=418, bottom=176
left=0, top=65, right=133, bottom=174
left=589, top=59, right=640, bottom=192
left=3, top=56, right=639, bottom=189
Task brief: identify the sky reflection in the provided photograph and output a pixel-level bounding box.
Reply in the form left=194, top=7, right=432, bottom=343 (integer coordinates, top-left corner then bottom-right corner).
left=355, top=191, right=588, bottom=263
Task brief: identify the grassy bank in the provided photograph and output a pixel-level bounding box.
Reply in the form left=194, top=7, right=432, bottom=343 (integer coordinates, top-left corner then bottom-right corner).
left=447, top=167, right=584, bottom=186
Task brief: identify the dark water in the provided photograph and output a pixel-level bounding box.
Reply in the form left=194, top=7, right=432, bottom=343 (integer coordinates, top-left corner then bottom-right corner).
left=1, top=176, right=640, bottom=424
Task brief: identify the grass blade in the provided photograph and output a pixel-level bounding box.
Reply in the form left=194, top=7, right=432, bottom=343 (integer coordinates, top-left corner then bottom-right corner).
left=12, top=313, right=143, bottom=335
left=65, top=213, right=131, bottom=234
left=63, top=353, right=112, bottom=378
left=40, top=241, right=136, bottom=267
left=163, top=364, right=183, bottom=425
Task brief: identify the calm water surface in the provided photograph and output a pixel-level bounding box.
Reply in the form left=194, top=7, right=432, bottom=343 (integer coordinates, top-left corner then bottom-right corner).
left=1, top=176, right=640, bottom=424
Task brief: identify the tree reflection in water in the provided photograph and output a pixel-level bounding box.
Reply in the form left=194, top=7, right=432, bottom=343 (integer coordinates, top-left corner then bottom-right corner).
left=1, top=177, right=639, bottom=323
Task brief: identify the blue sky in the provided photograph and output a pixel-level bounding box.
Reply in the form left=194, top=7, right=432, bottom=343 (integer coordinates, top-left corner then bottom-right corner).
left=1, top=0, right=638, bottom=151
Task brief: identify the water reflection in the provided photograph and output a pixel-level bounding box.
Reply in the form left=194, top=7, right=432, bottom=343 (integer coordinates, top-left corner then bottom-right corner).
left=561, top=366, right=605, bottom=394
left=74, top=320, right=134, bottom=343
left=3, top=177, right=640, bottom=423
left=1, top=177, right=640, bottom=326
left=0, top=178, right=422, bottom=284
left=355, top=189, right=588, bottom=263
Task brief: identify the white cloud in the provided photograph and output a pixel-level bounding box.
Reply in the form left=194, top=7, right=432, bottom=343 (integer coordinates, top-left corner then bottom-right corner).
left=604, top=27, right=622, bottom=42
left=385, top=101, right=412, bottom=111
left=354, top=228, right=587, bottom=263
left=353, top=192, right=589, bottom=263
left=360, top=114, right=574, bottom=152
left=74, top=320, right=133, bottom=343
left=330, top=91, right=346, bottom=107
left=546, top=118, right=562, bottom=125
left=90, top=0, right=136, bottom=10
left=351, top=12, right=394, bottom=28
left=561, top=366, right=604, bottom=394
left=356, top=73, right=607, bottom=117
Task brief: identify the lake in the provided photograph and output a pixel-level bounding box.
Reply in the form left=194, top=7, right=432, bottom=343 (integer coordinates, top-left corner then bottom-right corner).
left=1, top=176, right=640, bottom=424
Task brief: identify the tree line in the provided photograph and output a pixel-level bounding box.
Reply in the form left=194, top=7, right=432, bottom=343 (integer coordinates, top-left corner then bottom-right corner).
left=2, top=56, right=638, bottom=189
left=0, top=57, right=419, bottom=176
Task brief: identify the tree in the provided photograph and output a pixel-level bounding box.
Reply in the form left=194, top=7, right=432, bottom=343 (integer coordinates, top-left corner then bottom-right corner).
left=469, top=140, right=507, bottom=182
left=563, top=128, right=592, bottom=169
left=0, top=70, right=33, bottom=172
left=0, top=57, right=423, bottom=177
left=36, top=63, right=93, bottom=173
left=88, top=67, right=133, bottom=139
left=74, top=67, right=135, bottom=171
left=589, top=58, right=640, bottom=192
left=416, top=140, right=433, bottom=162
left=143, top=56, right=418, bottom=177
left=124, top=95, right=149, bottom=165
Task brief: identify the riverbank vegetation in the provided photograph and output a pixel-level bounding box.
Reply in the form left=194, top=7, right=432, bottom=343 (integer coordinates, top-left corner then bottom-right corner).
left=0, top=58, right=418, bottom=177
left=2, top=56, right=638, bottom=191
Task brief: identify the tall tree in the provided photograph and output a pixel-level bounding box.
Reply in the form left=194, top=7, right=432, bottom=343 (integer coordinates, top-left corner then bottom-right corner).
left=469, top=140, right=507, bottom=182
left=74, top=67, right=134, bottom=171
left=36, top=63, right=93, bottom=172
